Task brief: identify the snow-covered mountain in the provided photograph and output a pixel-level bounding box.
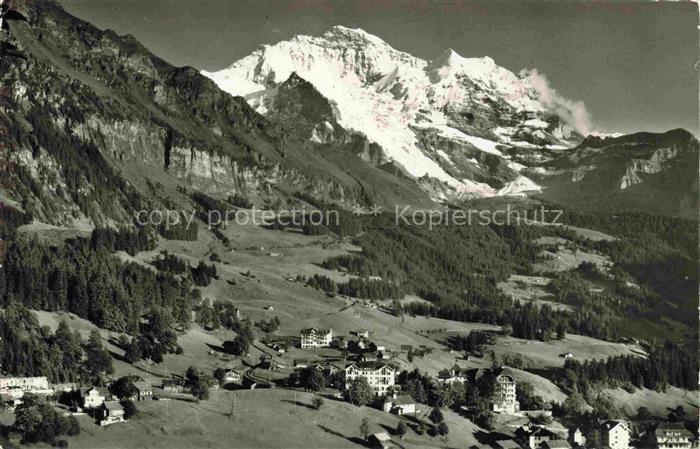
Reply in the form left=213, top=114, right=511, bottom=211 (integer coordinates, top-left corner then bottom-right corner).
left=203, top=25, right=582, bottom=200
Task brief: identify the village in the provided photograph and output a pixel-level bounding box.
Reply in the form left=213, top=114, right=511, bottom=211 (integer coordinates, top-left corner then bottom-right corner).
left=0, top=322, right=694, bottom=449
left=0, top=0, right=697, bottom=447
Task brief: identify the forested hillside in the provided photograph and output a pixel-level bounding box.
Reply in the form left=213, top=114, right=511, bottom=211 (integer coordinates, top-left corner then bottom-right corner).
left=1, top=231, right=197, bottom=332
left=304, top=205, right=698, bottom=346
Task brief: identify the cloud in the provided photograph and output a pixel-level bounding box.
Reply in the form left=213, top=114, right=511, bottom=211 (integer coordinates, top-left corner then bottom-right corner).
left=520, top=68, right=593, bottom=136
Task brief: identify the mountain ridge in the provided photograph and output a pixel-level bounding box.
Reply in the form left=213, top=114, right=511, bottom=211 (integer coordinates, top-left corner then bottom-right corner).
left=203, top=25, right=698, bottom=214
left=529, top=128, right=699, bottom=218
left=1, top=4, right=438, bottom=229
left=203, top=25, right=584, bottom=200
left=1, top=5, right=696, bottom=224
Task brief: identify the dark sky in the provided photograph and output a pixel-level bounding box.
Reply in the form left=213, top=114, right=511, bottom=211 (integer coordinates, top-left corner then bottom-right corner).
left=59, top=0, right=698, bottom=135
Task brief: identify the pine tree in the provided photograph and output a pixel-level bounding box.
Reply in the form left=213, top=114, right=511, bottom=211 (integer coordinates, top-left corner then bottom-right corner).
left=429, top=407, right=444, bottom=424
left=360, top=417, right=369, bottom=440
left=84, top=330, right=113, bottom=383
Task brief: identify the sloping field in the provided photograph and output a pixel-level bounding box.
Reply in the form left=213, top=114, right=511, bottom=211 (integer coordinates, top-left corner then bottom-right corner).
left=533, top=247, right=611, bottom=273
left=497, top=274, right=570, bottom=311
left=604, top=386, right=699, bottom=417
left=492, top=334, right=645, bottom=369
left=64, top=389, right=486, bottom=449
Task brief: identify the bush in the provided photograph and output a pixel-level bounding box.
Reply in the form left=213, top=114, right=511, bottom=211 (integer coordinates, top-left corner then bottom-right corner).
left=229, top=193, right=253, bottom=209
left=64, top=415, right=80, bottom=436
left=396, top=421, right=407, bottom=438
left=223, top=335, right=249, bottom=356
left=530, top=414, right=552, bottom=425
left=346, top=377, right=373, bottom=407
left=312, top=395, right=324, bottom=410
left=428, top=407, right=444, bottom=424
left=475, top=410, right=494, bottom=430
left=109, top=376, right=137, bottom=400
left=191, top=261, right=217, bottom=286
left=121, top=400, right=138, bottom=419
left=185, top=366, right=213, bottom=400
left=299, top=367, right=326, bottom=392
left=15, top=394, right=78, bottom=444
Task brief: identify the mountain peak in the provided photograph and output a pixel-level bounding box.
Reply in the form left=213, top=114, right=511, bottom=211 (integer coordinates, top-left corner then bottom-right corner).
left=203, top=27, right=583, bottom=199
left=432, top=48, right=464, bottom=66
left=426, top=48, right=497, bottom=77
left=323, top=25, right=386, bottom=45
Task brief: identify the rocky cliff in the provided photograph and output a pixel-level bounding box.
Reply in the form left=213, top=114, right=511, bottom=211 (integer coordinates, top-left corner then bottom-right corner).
left=528, top=129, right=699, bottom=218
left=0, top=1, right=434, bottom=229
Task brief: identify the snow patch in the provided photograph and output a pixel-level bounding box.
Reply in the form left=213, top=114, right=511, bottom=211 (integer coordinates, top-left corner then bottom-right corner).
left=524, top=119, right=549, bottom=129
left=497, top=176, right=542, bottom=196
left=435, top=126, right=503, bottom=156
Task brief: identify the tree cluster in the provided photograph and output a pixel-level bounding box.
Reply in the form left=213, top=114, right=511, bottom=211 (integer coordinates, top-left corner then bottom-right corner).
left=90, top=226, right=155, bottom=256
left=185, top=366, right=213, bottom=400
left=191, top=260, right=218, bottom=286
left=555, top=340, right=697, bottom=393
left=1, top=237, right=198, bottom=333
left=0, top=303, right=113, bottom=384
left=14, top=394, right=80, bottom=444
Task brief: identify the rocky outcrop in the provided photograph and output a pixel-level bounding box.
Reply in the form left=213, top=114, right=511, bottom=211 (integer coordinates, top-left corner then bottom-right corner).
left=530, top=129, right=699, bottom=218
left=619, top=147, right=678, bottom=189
left=1, top=1, right=420, bottom=228
left=413, top=126, right=518, bottom=189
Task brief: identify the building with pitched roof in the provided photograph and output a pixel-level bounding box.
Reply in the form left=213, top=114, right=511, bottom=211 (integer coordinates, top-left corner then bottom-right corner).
left=300, top=328, right=332, bottom=348
left=82, top=386, right=111, bottom=409
left=98, top=401, right=125, bottom=426
left=345, top=361, right=396, bottom=396
left=515, top=425, right=561, bottom=449
left=568, top=427, right=586, bottom=448
left=492, top=367, right=519, bottom=414
left=367, top=432, right=394, bottom=449
left=0, top=376, right=53, bottom=400
left=382, top=393, right=415, bottom=415
left=542, top=440, right=572, bottom=449
left=655, top=422, right=693, bottom=449
left=601, top=420, right=630, bottom=449
left=133, top=381, right=153, bottom=401
left=437, top=364, right=468, bottom=384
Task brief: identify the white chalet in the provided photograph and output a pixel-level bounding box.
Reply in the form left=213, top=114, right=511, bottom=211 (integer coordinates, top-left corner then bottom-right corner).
left=515, top=425, right=560, bottom=449
left=569, top=428, right=586, bottom=447
left=223, top=368, right=242, bottom=384
left=345, top=362, right=396, bottom=397
left=83, top=387, right=110, bottom=409
left=492, top=368, right=519, bottom=414
left=601, top=420, right=631, bottom=449
left=437, top=364, right=468, bottom=384
left=382, top=393, right=415, bottom=415
left=300, top=328, right=332, bottom=348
